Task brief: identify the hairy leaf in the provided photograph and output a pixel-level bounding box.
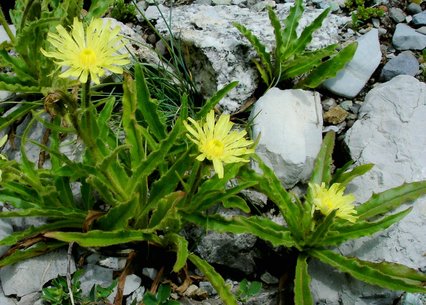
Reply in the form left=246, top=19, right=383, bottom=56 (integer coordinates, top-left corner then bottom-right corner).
left=297, top=42, right=357, bottom=88
left=310, top=249, right=426, bottom=293
left=189, top=254, right=238, bottom=305
left=331, top=163, right=374, bottom=187
left=294, top=254, right=313, bottom=305
left=196, top=81, right=239, bottom=119
left=356, top=181, right=426, bottom=220
left=309, top=131, right=335, bottom=186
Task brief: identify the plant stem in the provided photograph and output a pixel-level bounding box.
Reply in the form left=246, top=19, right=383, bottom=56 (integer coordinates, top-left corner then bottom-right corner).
left=0, top=5, right=16, bottom=45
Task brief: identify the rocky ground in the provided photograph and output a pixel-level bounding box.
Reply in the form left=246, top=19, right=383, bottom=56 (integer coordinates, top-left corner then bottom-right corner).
left=0, top=0, right=426, bottom=304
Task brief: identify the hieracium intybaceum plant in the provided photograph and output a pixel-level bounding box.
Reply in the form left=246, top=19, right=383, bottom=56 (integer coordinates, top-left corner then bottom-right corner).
left=187, top=132, right=426, bottom=304
left=0, top=16, right=256, bottom=305
left=0, top=0, right=117, bottom=131
left=234, top=0, right=357, bottom=89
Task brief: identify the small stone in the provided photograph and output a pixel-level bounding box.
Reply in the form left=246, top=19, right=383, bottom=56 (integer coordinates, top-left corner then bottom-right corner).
left=324, top=105, right=349, bottom=124
left=199, top=281, right=217, bottom=295
left=98, top=256, right=127, bottom=271
left=126, top=286, right=145, bottom=305
left=371, top=17, right=380, bottom=28
left=212, top=0, right=232, bottom=4
left=108, top=274, right=142, bottom=303
left=79, top=264, right=114, bottom=296
left=183, top=284, right=199, bottom=297
left=392, top=23, right=426, bottom=50
left=380, top=50, right=420, bottom=81
left=407, top=3, right=422, bottom=15
left=142, top=267, right=157, bottom=280
left=398, top=293, right=426, bottom=305
left=339, top=100, right=353, bottom=111
left=389, top=7, right=406, bottom=23
left=412, top=11, right=426, bottom=26
left=321, top=98, right=337, bottom=111
left=260, top=272, right=279, bottom=284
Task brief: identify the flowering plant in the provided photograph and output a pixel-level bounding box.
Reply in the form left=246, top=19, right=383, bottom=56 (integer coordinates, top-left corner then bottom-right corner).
left=188, top=132, right=426, bottom=304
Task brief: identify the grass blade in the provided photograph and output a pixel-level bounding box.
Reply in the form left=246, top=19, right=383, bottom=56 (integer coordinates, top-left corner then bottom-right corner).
left=294, top=254, right=313, bottom=305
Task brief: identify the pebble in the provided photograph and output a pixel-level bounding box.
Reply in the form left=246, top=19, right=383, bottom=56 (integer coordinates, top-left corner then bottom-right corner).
left=416, top=26, right=426, bottom=35
left=324, top=105, right=349, bottom=124
left=339, top=100, right=353, bottom=111
left=407, top=3, right=422, bottom=14
left=412, top=11, right=426, bottom=26
left=321, top=98, right=337, bottom=111
left=389, top=7, right=406, bottom=23
left=392, top=23, right=426, bottom=50
left=380, top=50, right=420, bottom=81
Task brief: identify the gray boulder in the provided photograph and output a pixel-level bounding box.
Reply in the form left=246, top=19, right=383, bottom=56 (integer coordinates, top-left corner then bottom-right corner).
left=323, top=29, right=381, bottom=98
left=147, top=4, right=349, bottom=112
left=380, top=51, right=419, bottom=81
left=251, top=87, right=323, bottom=188
left=310, top=75, right=426, bottom=304
left=392, top=23, right=426, bottom=50
left=0, top=250, right=75, bottom=297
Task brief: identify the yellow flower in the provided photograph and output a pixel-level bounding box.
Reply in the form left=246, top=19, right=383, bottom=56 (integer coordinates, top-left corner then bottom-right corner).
left=310, top=182, right=357, bottom=223
left=41, top=18, right=130, bottom=84
left=184, top=110, right=254, bottom=178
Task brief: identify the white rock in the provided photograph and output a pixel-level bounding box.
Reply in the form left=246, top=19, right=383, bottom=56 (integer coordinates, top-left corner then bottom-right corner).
left=0, top=25, right=16, bottom=102
left=323, top=29, right=382, bottom=98
left=251, top=87, right=323, bottom=188
left=0, top=286, right=16, bottom=305
left=16, top=292, right=40, bottom=305
left=0, top=250, right=75, bottom=297
left=151, top=4, right=349, bottom=112
left=310, top=75, right=426, bottom=304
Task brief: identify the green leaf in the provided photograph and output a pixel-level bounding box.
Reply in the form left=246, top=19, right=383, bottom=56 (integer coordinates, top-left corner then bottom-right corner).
left=356, top=181, right=426, bottom=220
left=323, top=208, right=412, bottom=245
left=233, top=22, right=272, bottom=83
left=126, top=121, right=182, bottom=198
left=291, top=7, right=330, bottom=55
left=196, top=81, right=239, bottom=119
left=280, top=0, right=304, bottom=61
left=0, top=219, right=83, bottom=246
left=188, top=253, right=239, bottom=305
left=0, top=241, right=65, bottom=268
left=148, top=192, right=185, bottom=230
left=165, top=233, right=189, bottom=273
left=306, top=210, right=337, bottom=246
left=0, top=103, right=40, bottom=131
left=281, top=44, right=337, bottom=80
left=241, top=158, right=303, bottom=239
left=294, top=254, right=313, bottom=305
left=310, top=249, right=426, bottom=293
left=185, top=213, right=295, bottom=248
left=222, top=195, right=251, bottom=213
left=297, top=42, right=357, bottom=89
left=134, top=64, right=166, bottom=141
left=268, top=7, right=283, bottom=71
left=0, top=208, right=86, bottom=219
left=309, top=131, right=335, bottom=186
left=85, top=0, right=115, bottom=19
left=45, top=229, right=163, bottom=248
left=331, top=163, right=374, bottom=187
left=157, top=284, right=172, bottom=303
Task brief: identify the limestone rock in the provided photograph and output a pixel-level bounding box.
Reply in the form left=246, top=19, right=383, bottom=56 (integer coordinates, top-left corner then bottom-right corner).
left=392, top=23, right=426, bottom=50
left=310, top=75, right=426, bottom=304
left=0, top=220, right=13, bottom=257
left=412, top=11, right=426, bottom=26
left=251, top=87, right=323, bottom=188
left=0, top=250, right=75, bottom=297
left=148, top=4, right=349, bottom=112
left=323, top=29, right=382, bottom=98
left=195, top=230, right=258, bottom=274
left=0, top=286, right=16, bottom=305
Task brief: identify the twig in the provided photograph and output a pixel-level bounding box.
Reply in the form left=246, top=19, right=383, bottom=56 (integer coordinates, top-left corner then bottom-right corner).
left=113, top=250, right=137, bottom=305
left=66, top=242, right=76, bottom=305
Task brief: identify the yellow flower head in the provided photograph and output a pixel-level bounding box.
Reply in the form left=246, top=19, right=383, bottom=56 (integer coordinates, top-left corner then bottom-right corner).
left=184, top=110, right=254, bottom=178
left=309, top=182, right=357, bottom=223
left=41, top=18, right=130, bottom=84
